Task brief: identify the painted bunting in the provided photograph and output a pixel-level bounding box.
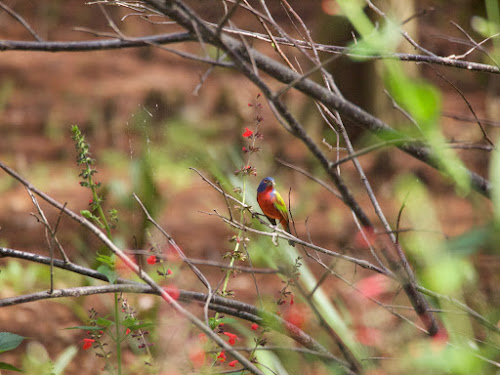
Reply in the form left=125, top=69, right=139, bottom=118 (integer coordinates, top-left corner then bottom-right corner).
left=256, top=177, right=295, bottom=246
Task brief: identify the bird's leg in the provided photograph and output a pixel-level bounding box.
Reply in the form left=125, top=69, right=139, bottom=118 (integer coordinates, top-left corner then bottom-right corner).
left=271, top=233, right=279, bottom=246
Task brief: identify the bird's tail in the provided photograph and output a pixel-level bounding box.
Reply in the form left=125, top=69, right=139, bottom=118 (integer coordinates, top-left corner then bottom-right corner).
left=283, top=221, right=296, bottom=247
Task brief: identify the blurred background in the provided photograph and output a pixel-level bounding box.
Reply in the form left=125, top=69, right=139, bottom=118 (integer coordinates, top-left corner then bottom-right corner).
left=0, top=0, right=499, bottom=374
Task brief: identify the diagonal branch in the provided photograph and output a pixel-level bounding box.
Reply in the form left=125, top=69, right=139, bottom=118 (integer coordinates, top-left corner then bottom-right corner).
left=0, top=160, right=265, bottom=375
left=140, top=0, right=491, bottom=199
left=0, top=267, right=354, bottom=372
left=0, top=1, right=43, bottom=42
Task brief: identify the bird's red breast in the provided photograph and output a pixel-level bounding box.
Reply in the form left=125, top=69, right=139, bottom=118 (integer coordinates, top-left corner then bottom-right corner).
left=257, top=187, right=289, bottom=232
left=257, top=186, right=281, bottom=219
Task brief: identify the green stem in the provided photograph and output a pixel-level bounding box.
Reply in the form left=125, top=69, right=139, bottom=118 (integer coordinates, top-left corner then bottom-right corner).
left=226, top=178, right=247, bottom=282
left=217, top=176, right=247, bottom=320
left=114, top=292, right=122, bottom=375
left=88, top=170, right=120, bottom=373
left=88, top=173, right=111, bottom=238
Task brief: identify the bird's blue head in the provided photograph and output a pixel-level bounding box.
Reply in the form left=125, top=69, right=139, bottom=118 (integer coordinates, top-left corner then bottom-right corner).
left=257, top=177, right=275, bottom=193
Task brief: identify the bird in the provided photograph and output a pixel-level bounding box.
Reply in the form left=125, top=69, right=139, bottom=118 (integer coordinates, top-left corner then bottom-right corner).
left=256, top=177, right=295, bottom=247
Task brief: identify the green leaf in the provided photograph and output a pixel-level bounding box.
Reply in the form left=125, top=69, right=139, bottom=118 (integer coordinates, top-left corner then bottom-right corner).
left=96, top=253, right=115, bottom=268
left=124, top=322, right=155, bottom=332
left=64, top=326, right=102, bottom=331
left=80, top=210, right=92, bottom=219
left=384, top=62, right=440, bottom=126
left=446, top=227, right=489, bottom=256
left=0, top=361, right=23, bottom=372
left=0, top=332, right=25, bottom=354
left=95, top=317, right=115, bottom=327
left=214, top=317, right=237, bottom=325
left=348, top=19, right=402, bottom=58
left=52, top=346, right=78, bottom=375
left=422, top=258, right=475, bottom=294
left=471, top=15, right=500, bottom=37
left=121, top=317, right=138, bottom=327
left=97, top=264, right=117, bottom=284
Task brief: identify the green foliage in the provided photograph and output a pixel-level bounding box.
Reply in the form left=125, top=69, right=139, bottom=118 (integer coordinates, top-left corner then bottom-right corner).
left=446, top=226, right=489, bottom=256
left=385, top=62, right=470, bottom=194
left=395, top=175, right=476, bottom=294
left=401, top=341, right=485, bottom=374
left=384, top=62, right=441, bottom=127
left=51, top=346, right=78, bottom=375
left=96, top=253, right=118, bottom=284
left=0, top=332, right=25, bottom=354
left=65, top=325, right=103, bottom=331
left=0, top=260, right=50, bottom=293
left=0, top=361, right=23, bottom=372
left=472, top=0, right=500, bottom=62
left=72, top=125, right=115, bottom=237
left=337, top=0, right=471, bottom=194
left=21, top=341, right=54, bottom=375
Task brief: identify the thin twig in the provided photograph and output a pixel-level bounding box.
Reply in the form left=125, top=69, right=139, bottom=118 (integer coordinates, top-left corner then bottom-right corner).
left=449, top=21, right=500, bottom=67
left=0, top=1, right=43, bottom=42
left=0, top=160, right=265, bottom=375
left=425, top=63, right=494, bottom=146
left=365, top=0, right=438, bottom=57
left=132, top=192, right=213, bottom=326
left=206, top=209, right=388, bottom=275
left=187, top=257, right=279, bottom=274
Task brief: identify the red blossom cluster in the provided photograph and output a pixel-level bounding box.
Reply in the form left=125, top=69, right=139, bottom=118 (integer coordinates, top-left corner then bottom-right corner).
left=82, top=338, right=95, bottom=350
left=163, top=285, right=180, bottom=301
left=147, top=255, right=157, bottom=265
left=242, top=127, right=253, bottom=137
left=223, top=331, right=240, bottom=345
left=217, top=351, right=226, bottom=362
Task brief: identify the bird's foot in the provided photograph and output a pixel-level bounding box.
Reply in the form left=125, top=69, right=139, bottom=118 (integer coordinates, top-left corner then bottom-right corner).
left=271, top=233, right=279, bottom=247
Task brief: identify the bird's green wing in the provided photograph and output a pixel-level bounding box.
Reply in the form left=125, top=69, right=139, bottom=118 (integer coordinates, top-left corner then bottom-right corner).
left=273, top=191, right=289, bottom=220
left=273, top=190, right=295, bottom=246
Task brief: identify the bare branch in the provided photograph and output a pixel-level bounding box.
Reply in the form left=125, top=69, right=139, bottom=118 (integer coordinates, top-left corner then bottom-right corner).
left=0, top=160, right=265, bottom=375
left=426, top=63, right=494, bottom=146
left=0, top=1, right=43, bottom=42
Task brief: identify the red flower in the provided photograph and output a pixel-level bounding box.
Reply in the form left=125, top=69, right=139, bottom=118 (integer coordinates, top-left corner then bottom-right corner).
left=147, top=255, right=157, bottom=265
left=82, top=338, right=95, bottom=350
left=189, top=348, right=206, bottom=368
left=356, top=274, right=389, bottom=299
left=355, top=326, right=381, bottom=346
left=217, top=351, right=226, bottom=362
left=126, top=328, right=131, bottom=335
left=251, top=323, right=259, bottom=331
left=166, top=269, right=173, bottom=275
left=163, top=285, right=180, bottom=301
left=283, top=305, right=308, bottom=330
left=242, top=128, right=253, bottom=137
left=223, top=332, right=239, bottom=345
left=229, top=360, right=238, bottom=367
left=431, top=328, right=449, bottom=352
